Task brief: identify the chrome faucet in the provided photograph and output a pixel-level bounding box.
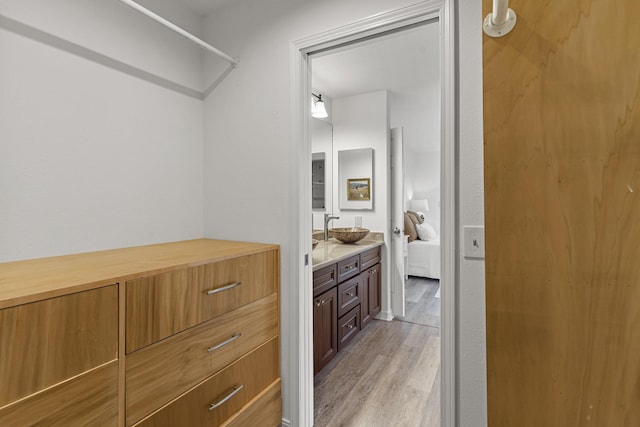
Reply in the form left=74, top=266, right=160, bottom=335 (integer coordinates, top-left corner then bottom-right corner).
left=324, top=213, right=340, bottom=241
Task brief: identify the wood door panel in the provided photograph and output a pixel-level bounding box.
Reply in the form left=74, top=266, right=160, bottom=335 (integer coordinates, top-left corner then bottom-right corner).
left=483, top=0, right=640, bottom=425
left=0, top=285, right=118, bottom=407
left=126, top=293, right=278, bottom=425
left=0, top=361, right=118, bottom=426
left=134, top=338, right=279, bottom=427
left=126, top=249, right=278, bottom=353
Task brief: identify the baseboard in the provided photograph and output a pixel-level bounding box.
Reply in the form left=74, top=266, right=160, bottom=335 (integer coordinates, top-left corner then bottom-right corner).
left=281, top=418, right=291, bottom=427
left=376, top=310, right=394, bottom=321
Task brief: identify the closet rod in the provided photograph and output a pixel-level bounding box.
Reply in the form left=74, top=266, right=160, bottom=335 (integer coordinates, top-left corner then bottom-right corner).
left=117, top=0, right=238, bottom=66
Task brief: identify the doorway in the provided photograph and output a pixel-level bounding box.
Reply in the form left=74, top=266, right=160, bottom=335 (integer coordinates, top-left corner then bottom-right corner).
left=309, top=19, right=441, bottom=426
left=291, top=2, right=456, bottom=425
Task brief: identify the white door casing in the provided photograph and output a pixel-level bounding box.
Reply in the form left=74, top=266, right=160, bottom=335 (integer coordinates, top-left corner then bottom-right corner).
left=290, top=1, right=456, bottom=425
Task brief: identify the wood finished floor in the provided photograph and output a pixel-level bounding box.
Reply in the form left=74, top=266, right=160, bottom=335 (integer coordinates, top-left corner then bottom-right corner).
left=314, top=277, right=440, bottom=427
left=397, top=277, right=440, bottom=328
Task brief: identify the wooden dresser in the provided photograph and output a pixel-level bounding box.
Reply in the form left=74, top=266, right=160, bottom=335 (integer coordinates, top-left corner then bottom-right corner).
left=0, top=239, right=281, bottom=427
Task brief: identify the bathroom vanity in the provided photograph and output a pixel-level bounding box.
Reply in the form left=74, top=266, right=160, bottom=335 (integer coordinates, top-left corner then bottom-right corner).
left=312, top=237, right=383, bottom=375
left=0, top=239, right=281, bottom=427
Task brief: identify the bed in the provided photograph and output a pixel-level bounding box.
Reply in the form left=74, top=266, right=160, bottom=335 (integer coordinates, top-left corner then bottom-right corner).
left=404, top=211, right=441, bottom=280
left=407, top=238, right=440, bottom=279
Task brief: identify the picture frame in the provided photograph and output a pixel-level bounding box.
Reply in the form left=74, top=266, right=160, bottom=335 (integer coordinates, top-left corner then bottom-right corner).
left=347, top=178, right=371, bottom=201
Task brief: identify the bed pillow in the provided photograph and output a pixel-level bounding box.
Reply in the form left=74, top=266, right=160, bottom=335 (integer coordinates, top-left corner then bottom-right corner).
left=407, top=210, right=424, bottom=224
left=416, top=222, right=437, bottom=241
left=404, top=213, right=417, bottom=242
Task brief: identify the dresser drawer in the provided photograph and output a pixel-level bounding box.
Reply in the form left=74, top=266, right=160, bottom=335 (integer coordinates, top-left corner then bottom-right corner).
left=126, top=294, right=279, bottom=426
left=360, top=246, right=381, bottom=271
left=0, top=360, right=118, bottom=426
left=126, top=249, right=279, bottom=352
left=337, top=275, right=361, bottom=318
left=0, top=285, right=118, bottom=406
left=338, top=305, right=360, bottom=351
left=337, top=254, right=360, bottom=282
left=220, top=379, right=281, bottom=427
left=134, top=338, right=279, bottom=427
left=313, top=263, right=337, bottom=297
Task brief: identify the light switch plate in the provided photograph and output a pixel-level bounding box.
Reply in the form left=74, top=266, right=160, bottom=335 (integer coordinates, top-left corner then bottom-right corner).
left=463, top=226, right=485, bottom=259
left=355, top=216, right=362, bottom=227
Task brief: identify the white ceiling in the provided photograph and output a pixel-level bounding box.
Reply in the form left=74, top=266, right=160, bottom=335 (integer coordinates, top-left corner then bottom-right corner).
left=311, top=23, right=441, bottom=153
left=176, top=0, right=235, bottom=16
left=311, top=23, right=439, bottom=102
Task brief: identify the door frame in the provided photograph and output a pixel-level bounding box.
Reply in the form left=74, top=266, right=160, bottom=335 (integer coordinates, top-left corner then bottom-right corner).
left=289, top=1, right=457, bottom=425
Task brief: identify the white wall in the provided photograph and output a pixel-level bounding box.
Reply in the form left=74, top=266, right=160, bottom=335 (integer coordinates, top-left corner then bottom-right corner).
left=202, top=0, right=486, bottom=425
left=331, top=91, right=388, bottom=232
left=0, top=0, right=205, bottom=261
left=457, top=0, right=488, bottom=425
left=405, top=151, right=441, bottom=234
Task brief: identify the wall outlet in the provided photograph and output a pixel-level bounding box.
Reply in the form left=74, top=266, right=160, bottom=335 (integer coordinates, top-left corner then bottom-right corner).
left=463, top=226, right=485, bottom=259
left=355, top=216, right=362, bottom=227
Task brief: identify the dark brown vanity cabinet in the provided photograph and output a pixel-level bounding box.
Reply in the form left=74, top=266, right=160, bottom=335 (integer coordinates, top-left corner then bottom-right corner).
left=313, top=245, right=381, bottom=375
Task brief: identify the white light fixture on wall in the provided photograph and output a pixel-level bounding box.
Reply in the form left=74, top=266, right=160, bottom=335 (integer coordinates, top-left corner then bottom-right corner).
left=311, top=93, right=328, bottom=118
left=410, top=199, right=430, bottom=213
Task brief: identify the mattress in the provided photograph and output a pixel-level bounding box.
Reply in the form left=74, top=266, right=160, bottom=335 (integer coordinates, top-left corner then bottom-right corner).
left=407, top=238, right=440, bottom=279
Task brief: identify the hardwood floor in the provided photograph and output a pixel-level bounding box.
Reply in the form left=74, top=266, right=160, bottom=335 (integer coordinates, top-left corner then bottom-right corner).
left=314, top=277, right=440, bottom=427
left=397, top=277, right=440, bottom=328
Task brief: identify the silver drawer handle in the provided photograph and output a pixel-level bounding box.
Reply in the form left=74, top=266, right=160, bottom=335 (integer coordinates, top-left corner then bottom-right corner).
left=206, top=281, right=241, bottom=295
left=207, top=333, right=241, bottom=353
left=209, top=384, right=244, bottom=412
left=346, top=324, right=355, bottom=329
left=346, top=292, right=354, bottom=297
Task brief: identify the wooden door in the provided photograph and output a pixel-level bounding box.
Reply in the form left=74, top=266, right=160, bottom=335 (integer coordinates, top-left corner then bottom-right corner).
left=483, top=1, right=640, bottom=426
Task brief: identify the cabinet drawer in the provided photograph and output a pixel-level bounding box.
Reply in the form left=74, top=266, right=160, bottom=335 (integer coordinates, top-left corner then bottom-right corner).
left=338, top=305, right=360, bottom=351
left=220, top=379, right=281, bottom=427
left=126, top=249, right=279, bottom=352
left=337, top=275, right=361, bottom=318
left=0, top=285, right=118, bottom=406
left=337, top=255, right=360, bottom=282
left=126, top=294, right=279, bottom=426
left=360, top=246, right=381, bottom=271
left=134, top=338, right=279, bottom=427
left=313, top=264, right=337, bottom=297
left=0, top=360, right=118, bottom=426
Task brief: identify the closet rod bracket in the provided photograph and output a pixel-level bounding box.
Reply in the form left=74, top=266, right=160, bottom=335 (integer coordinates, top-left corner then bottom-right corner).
left=483, top=0, right=517, bottom=38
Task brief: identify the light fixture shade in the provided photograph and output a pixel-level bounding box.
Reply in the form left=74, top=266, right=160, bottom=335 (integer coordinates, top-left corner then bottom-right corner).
left=410, top=199, right=430, bottom=212
left=312, top=99, right=328, bottom=118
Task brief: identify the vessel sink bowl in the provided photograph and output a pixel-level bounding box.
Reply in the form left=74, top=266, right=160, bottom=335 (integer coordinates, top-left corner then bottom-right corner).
left=330, top=227, right=370, bottom=243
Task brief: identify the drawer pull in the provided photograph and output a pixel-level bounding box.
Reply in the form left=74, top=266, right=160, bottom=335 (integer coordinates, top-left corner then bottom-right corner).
left=206, top=281, right=241, bottom=295
left=209, top=384, right=244, bottom=411
left=345, top=324, right=355, bottom=329
left=346, top=292, right=354, bottom=297
left=207, top=333, right=242, bottom=353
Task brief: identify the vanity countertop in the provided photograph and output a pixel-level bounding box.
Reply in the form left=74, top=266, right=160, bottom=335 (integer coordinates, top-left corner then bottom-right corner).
left=312, top=232, right=384, bottom=271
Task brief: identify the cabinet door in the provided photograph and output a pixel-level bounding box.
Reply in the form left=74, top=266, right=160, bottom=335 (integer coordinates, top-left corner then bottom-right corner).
left=313, top=287, right=337, bottom=376
left=368, top=263, right=381, bottom=320
left=360, top=263, right=381, bottom=329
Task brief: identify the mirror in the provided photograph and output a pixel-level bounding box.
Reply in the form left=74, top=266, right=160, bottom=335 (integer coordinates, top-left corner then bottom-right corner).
left=311, top=119, right=333, bottom=230
left=311, top=153, right=326, bottom=209
left=338, top=148, right=374, bottom=210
